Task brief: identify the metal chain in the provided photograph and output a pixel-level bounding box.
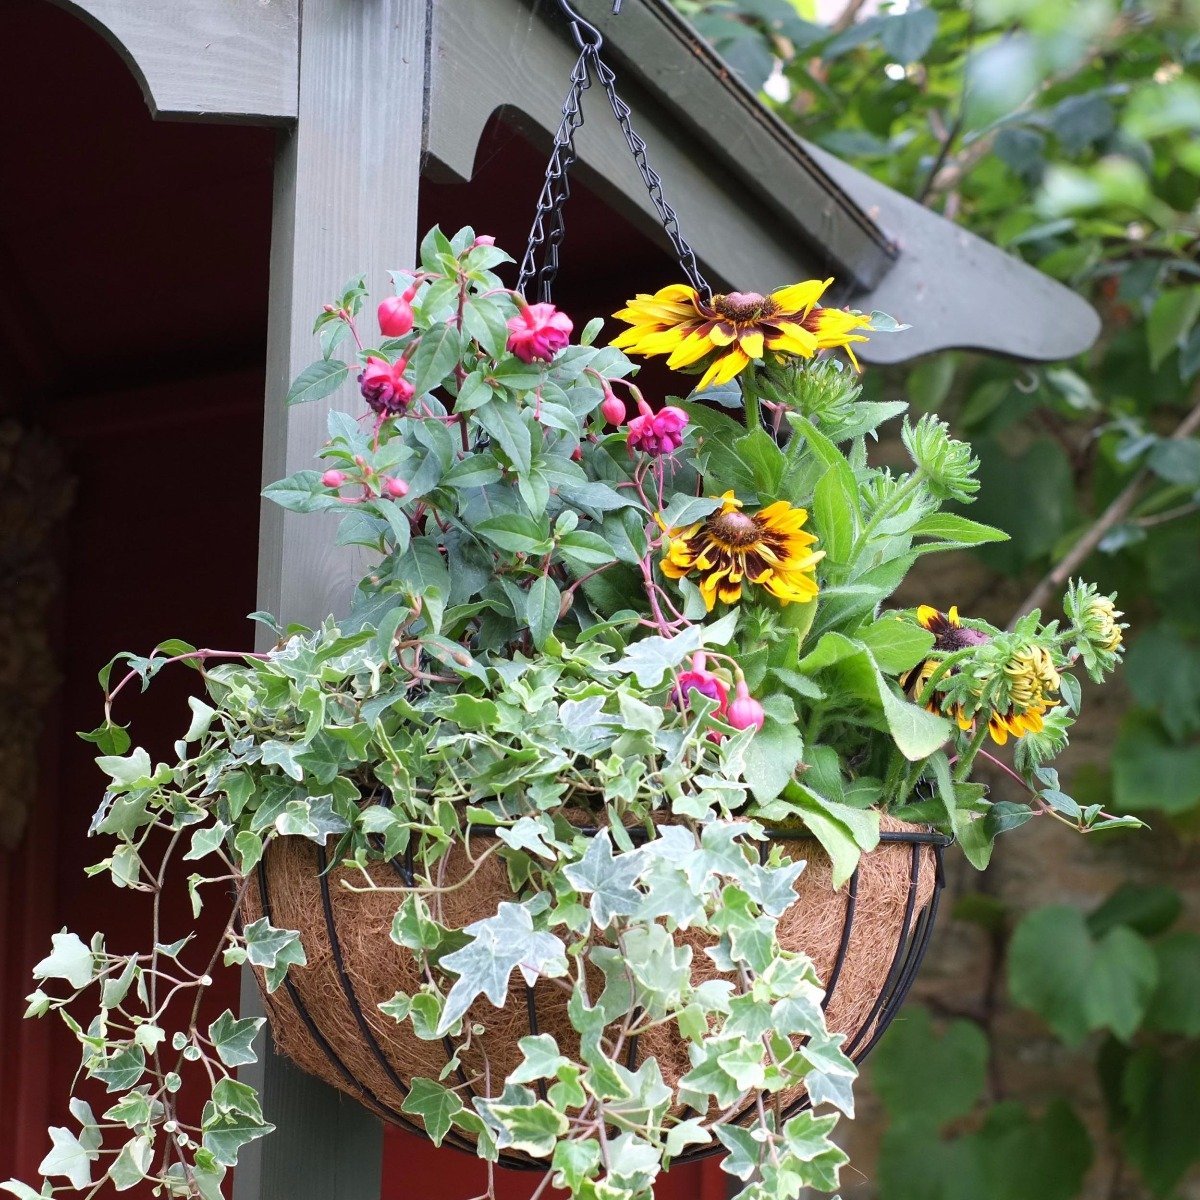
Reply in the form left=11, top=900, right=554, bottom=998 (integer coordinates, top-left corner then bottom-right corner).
left=516, top=49, right=591, bottom=302
left=517, top=0, right=711, bottom=303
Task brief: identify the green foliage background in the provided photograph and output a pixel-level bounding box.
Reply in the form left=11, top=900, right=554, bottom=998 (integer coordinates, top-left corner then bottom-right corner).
left=674, top=0, right=1200, bottom=1195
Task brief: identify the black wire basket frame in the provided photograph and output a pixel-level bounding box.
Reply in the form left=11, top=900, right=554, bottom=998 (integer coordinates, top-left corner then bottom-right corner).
left=253, top=824, right=950, bottom=1170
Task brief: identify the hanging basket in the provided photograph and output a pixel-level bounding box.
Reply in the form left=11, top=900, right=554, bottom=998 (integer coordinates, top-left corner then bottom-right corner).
left=241, top=814, right=949, bottom=1169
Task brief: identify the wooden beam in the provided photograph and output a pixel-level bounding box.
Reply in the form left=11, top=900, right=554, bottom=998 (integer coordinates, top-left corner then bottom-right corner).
left=236, top=2, right=431, bottom=1197
left=805, top=143, right=1102, bottom=364
left=44, top=0, right=298, bottom=123
left=427, top=0, right=889, bottom=296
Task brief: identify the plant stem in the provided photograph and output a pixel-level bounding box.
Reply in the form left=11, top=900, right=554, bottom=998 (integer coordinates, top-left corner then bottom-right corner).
left=741, top=369, right=762, bottom=433
left=1008, top=393, right=1200, bottom=627
left=953, top=723, right=991, bottom=783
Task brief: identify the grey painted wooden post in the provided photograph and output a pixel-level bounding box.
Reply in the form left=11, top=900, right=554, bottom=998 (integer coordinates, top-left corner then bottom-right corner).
left=235, top=2, right=430, bottom=1198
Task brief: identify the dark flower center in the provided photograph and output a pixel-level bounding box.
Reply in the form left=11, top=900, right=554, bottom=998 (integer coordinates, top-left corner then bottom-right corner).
left=935, top=624, right=990, bottom=653
left=714, top=291, right=775, bottom=323
left=706, top=510, right=761, bottom=548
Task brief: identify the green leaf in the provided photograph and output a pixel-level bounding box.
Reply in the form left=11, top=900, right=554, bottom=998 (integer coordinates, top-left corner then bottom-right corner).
left=408, top=323, right=462, bottom=397
left=475, top=399, right=532, bottom=474
left=526, top=574, right=560, bottom=650
left=474, top=514, right=549, bottom=555
left=1008, top=906, right=1158, bottom=1045
left=242, top=919, right=308, bottom=992
left=437, top=901, right=565, bottom=1034
left=1121, top=1045, right=1200, bottom=1196
left=878, top=678, right=952, bottom=761
left=742, top=718, right=805, bottom=803
left=400, top=1078, right=463, bottom=1146
left=812, top=464, right=858, bottom=567
left=871, top=1006, right=988, bottom=1129
left=33, top=930, right=95, bottom=990
left=659, top=494, right=724, bottom=529
left=39, top=1127, right=100, bottom=1188
left=201, top=1102, right=274, bottom=1168
left=1087, top=884, right=1182, bottom=939
left=89, top=1044, right=146, bottom=1093
left=858, top=619, right=934, bottom=675
left=780, top=784, right=862, bottom=888
left=1112, top=711, right=1200, bottom=814
left=1144, top=932, right=1200, bottom=1036
left=910, top=512, right=1009, bottom=547
left=285, top=359, right=351, bottom=406
left=880, top=6, right=938, bottom=62
left=487, top=1100, right=568, bottom=1157
left=552, top=1139, right=602, bottom=1191
left=509, top=1034, right=571, bottom=1085
left=1147, top=287, right=1200, bottom=369
left=209, top=1010, right=265, bottom=1068
left=563, top=832, right=646, bottom=929
left=107, top=1136, right=152, bottom=1191
left=1148, top=438, right=1200, bottom=488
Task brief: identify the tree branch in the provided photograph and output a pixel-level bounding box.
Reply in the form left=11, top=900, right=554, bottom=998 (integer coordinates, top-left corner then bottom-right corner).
left=1008, top=394, right=1200, bottom=627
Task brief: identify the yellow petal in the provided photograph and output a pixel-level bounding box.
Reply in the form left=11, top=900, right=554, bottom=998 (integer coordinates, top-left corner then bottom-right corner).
left=770, top=278, right=832, bottom=313
left=697, top=347, right=750, bottom=390
left=667, top=329, right=718, bottom=369
left=916, top=605, right=940, bottom=629
left=738, top=330, right=765, bottom=359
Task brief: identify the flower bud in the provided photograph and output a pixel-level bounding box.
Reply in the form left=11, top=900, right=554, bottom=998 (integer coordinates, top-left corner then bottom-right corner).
left=600, top=392, right=626, bottom=426
left=571, top=446, right=583, bottom=462
left=383, top=476, right=409, bottom=499
left=321, top=469, right=347, bottom=488
left=473, top=235, right=496, bottom=247
left=726, top=680, right=765, bottom=732
left=378, top=295, right=414, bottom=337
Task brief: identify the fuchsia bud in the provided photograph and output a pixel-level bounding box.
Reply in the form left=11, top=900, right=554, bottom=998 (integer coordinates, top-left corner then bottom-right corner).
left=383, top=476, right=409, bottom=498
left=401, top=282, right=420, bottom=303
left=571, top=446, right=583, bottom=462
left=377, top=295, right=414, bottom=337
left=726, top=680, right=766, bottom=733
left=473, top=234, right=496, bottom=247
left=627, top=399, right=688, bottom=457
left=600, top=391, right=626, bottom=426
left=358, top=356, right=414, bottom=416
left=321, top=469, right=347, bottom=488
left=506, top=302, right=573, bottom=363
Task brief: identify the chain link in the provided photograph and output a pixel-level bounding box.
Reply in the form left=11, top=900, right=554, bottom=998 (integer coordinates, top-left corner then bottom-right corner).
left=517, top=1, right=711, bottom=303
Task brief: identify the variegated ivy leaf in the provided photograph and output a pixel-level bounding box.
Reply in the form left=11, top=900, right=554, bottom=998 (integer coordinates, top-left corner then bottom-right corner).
left=436, top=901, right=566, bottom=1035
left=562, top=831, right=646, bottom=929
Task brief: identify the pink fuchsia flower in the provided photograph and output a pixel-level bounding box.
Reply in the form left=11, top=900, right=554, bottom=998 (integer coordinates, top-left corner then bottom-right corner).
left=726, top=680, right=766, bottom=732
left=383, top=476, right=409, bottom=498
left=671, top=653, right=729, bottom=716
left=627, top=399, right=688, bottom=457
left=600, top=391, right=626, bottom=426
left=378, top=296, right=414, bottom=337
left=321, top=470, right=347, bottom=489
left=473, top=234, right=497, bottom=247
left=506, top=302, right=573, bottom=363
left=359, top=356, right=414, bottom=416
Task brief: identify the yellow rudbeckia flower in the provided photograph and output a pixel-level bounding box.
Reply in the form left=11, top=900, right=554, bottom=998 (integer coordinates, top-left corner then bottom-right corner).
left=660, top=492, right=823, bottom=611
left=611, top=281, right=874, bottom=389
